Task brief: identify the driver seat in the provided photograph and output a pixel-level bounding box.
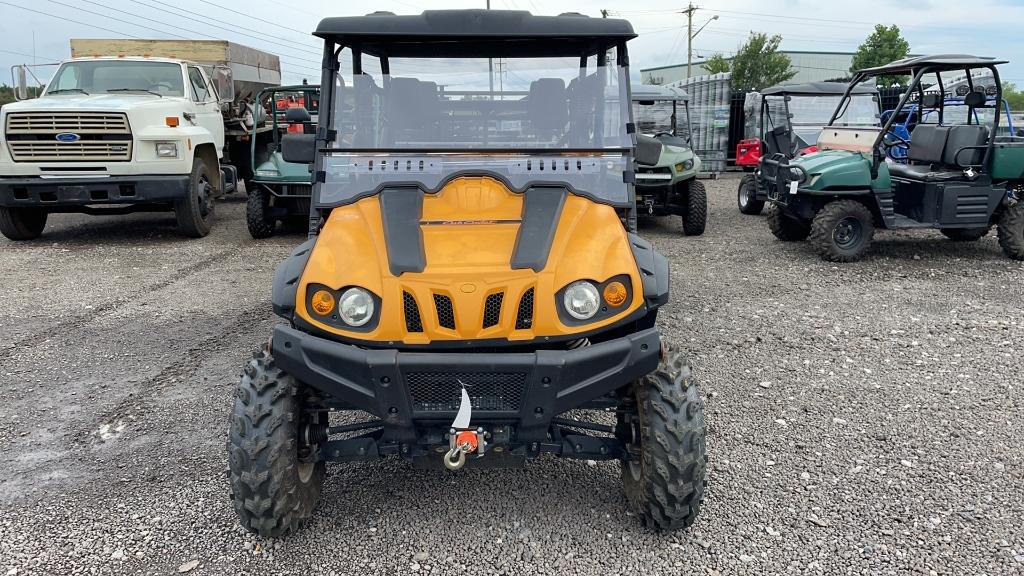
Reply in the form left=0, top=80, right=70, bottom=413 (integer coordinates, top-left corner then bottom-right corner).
left=764, top=125, right=793, bottom=156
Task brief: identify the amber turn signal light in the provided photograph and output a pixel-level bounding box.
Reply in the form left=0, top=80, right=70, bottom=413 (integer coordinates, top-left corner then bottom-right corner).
left=165, top=116, right=179, bottom=127
left=603, top=281, right=627, bottom=307
left=310, top=289, right=336, bottom=316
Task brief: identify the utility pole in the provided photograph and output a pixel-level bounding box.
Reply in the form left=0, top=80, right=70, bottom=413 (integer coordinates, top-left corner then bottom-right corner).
left=684, top=4, right=696, bottom=79
left=683, top=5, right=718, bottom=79
left=487, top=0, right=494, bottom=99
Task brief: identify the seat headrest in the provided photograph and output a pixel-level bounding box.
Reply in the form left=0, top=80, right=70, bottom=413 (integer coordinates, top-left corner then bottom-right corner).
left=920, top=93, right=943, bottom=108
left=963, top=91, right=986, bottom=107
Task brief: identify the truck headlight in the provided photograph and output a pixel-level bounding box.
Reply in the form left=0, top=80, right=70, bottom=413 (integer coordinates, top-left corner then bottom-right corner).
left=338, top=287, right=375, bottom=327
left=562, top=281, right=600, bottom=320
left=155, top=141, right=178, bottom=158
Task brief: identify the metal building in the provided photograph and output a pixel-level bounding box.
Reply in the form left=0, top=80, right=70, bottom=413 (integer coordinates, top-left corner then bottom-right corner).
left=641, top=51, right=857, bottom=86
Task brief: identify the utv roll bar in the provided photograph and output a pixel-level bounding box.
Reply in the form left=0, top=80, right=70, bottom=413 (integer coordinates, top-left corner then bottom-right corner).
left=829, top=55, right=1007, bottom=178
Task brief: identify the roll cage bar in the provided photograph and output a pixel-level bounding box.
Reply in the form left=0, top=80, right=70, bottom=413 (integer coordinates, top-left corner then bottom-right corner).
left=828, top=57, right=1005, bottom=175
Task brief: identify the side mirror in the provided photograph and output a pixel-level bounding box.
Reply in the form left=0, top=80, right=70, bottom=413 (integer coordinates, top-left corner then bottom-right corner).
left=212, top=65, right=234, bottom=103
left=281, top=133, right=316, bottom=164
left=285, top=107, right=311, bottom=124
left=634, top=134, right=663, bottom=166
left=13, top=65, right=30, bottom=100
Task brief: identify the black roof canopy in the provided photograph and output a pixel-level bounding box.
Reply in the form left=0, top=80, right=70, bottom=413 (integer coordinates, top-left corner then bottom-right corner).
left=314, top=10, right=636, bottom=58
left=858, top=54, right=1008, bottom=76
left=761, top=81, right=878, bottom=97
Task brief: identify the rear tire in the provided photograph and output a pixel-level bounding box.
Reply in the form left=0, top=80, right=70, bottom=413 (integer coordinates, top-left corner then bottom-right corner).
left=0, top=207, right=47, bottom=241
left=767, top=204, right=811, bottom=241
left=681, top=180, right=707, bottom=236
left=228, top=349, right=325, bottom=538
left=618, top=347, right=706, bottom=531
left=997, top=202, right=1024, bottom=260
left=175, top=156, right=215, bottom=238
left=246, top=186, right=277, bottom=239
left=941, top=227, right=990, bottom=241
left=737, top=174, right=764, bottom=215
left=809, top=199, right=875, bottom=262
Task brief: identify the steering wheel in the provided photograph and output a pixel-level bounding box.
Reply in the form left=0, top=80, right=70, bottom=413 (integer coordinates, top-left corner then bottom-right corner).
left=881, top=131, right=911, bottom=160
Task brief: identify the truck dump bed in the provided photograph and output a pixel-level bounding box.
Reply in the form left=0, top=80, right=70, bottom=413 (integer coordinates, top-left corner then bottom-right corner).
left=69, top=39, right=281, bottom=102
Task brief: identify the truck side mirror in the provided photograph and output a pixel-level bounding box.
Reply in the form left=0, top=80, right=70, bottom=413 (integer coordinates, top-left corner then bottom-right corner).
left=212, top=65, right=234, bottom=104
left=281, top=133, right=316, bottom=164
left=13, top=65, right=30, bottom=100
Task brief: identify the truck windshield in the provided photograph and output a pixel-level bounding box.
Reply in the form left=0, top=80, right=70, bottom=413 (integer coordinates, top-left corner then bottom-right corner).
left=319, top=56, right=633, bottom=207
left=47, top=60, right=185, bottom=97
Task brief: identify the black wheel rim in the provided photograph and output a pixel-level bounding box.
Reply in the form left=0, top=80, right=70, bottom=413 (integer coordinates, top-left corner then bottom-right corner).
left=197, top=175, right=212, bottom=218
left=833, top=216, right=863, bottom=249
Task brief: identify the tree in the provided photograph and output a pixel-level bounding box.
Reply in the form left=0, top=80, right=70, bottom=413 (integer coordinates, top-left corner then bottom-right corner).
left=1002, top=82, right=1024, bottom=111
left=729, top=33, right=796, bottom=91
left=851, top=25, right=911, bottom=88
left=703, top=53, right=731, bottom=75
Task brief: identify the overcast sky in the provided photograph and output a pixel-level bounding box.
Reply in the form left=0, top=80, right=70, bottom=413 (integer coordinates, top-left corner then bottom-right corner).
left=1, top=0, right=1022, bottom=87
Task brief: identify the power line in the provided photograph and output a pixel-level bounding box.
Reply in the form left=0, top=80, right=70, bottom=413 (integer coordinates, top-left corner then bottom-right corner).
left=43, top=0, right=187, bottom=39
left=0, top=47, right=60, bottom=62
left=74, top=0, right=321, bottom=70
left=0, top=1, right=142, bottom=38
left=196, top=0, right=313, bottom=37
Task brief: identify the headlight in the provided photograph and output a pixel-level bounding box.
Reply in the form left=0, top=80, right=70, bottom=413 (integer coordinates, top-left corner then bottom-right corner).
left=674, top=159, right=695, bottom=172
left=562, top=281, right=600, bottom=320
left=338, top=287, right=375, bottom=327
left=255, top=168, right=279, bottom=177
left=155, top=141, right=178, bottom=158
left=789, top=167, right=805, bottom=182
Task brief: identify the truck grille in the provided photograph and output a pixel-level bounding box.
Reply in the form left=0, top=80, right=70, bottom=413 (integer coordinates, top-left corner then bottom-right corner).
left=406, top=371, right=527, bottom=412
left=5, top=112, right=132, bottom=162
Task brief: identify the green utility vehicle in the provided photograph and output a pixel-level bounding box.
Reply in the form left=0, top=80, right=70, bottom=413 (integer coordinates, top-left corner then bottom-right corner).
left=631, top=85, right=706, bottom=235
left=763, top=55, right=1024, bottom=262
left=246, top=84, right=320, bottom=238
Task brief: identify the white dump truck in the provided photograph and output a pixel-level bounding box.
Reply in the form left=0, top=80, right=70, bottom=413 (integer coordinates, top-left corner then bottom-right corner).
left=0, top=39, right=281, bottom=239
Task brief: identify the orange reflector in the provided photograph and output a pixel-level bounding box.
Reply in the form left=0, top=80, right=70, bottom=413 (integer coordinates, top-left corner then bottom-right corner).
left=165, top=116, right=179, bottom=127
left=603, top=281, right=628, bottom=307
left=310, top=290, right=335, bottom=316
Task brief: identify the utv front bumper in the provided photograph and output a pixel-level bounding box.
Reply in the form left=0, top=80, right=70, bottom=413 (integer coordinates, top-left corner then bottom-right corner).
left=270, top=324, right=660, bottom=453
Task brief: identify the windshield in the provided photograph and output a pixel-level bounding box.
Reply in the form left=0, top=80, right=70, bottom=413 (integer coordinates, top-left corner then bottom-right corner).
left=320, top=54, right=633, bottom=207
left=632, top=99, right=688, bottom=140
left=333, top=58, right=629, bottom=150
left=791, top=94, right=878, bottom=127
left=47, top=60, right=185, bottom=97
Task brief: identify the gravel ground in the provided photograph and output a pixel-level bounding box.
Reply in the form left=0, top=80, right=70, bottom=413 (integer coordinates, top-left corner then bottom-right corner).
left=1, top=177, right=1022, bottom=576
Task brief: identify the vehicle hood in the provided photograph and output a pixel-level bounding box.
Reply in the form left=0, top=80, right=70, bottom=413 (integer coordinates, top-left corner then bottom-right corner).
left=795, top=149, right=875, bottom=190
left=293, top=177, right=647, bottom=344
left=2, top=94, right=186, bottom=114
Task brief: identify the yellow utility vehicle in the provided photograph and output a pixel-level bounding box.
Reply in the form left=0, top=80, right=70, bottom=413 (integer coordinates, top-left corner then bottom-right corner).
left=227, top=10, right=706, bottom=537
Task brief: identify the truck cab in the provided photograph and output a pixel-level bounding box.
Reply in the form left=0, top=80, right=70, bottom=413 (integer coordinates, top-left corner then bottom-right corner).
left=0, top=40, right=281, bottom=240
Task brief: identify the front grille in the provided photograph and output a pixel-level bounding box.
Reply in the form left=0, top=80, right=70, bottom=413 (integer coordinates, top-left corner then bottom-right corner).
left=6, top=141, right=132, bottom=162
left=482, top=292, right=503, bottom=328
left=5, top=112, right=130, bottom=133
left=433, top=294, right=455, bottom=329
left=403, top=291, right=423, bottom=333
left=5, top=112, right=132, bottom=162
left=515, top=288, right=534, bottom=329
left=406, top=371, right=527, bottom=412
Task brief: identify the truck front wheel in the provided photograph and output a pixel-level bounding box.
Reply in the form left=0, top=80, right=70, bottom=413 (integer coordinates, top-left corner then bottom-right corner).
left=0, top=207, right=48, bottom=241
left=175, top=157, right=215, bottom=238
